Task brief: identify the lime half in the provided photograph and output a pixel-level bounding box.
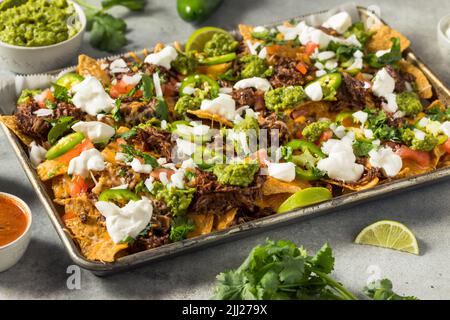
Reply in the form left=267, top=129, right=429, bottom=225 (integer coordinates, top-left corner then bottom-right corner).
left=185, top=26, right=232, bottom=52
left=354, top=220, right=419, bottom=255
left=277, top=187, right=332, bottom=213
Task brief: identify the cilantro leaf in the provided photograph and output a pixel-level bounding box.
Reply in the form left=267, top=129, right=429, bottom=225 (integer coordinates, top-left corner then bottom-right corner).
left=310, top=243, right=334, bottom=274
left=154, top=98, right=169, bottom=121
left=120, top=144, right=159, bottom=168
left=89, top=12, right=127, bottom=52
left=169, top=216, right=196, bottom=242
left=364, top=279, right=418, bottom=300
left=353, top=140, right=374, bottom=157
left=51, top=83, right=70, bottom=102
left=365, top=38, right=402, bottom=68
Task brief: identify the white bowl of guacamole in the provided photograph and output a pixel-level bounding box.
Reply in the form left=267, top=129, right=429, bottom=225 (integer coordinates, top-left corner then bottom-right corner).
left=0, top=0, right=86, bottom=74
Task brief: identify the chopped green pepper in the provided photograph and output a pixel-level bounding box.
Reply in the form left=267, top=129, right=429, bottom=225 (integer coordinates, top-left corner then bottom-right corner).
left=55, top=72, right=84, bottom=90
left=199, top=52, right=237, bottom=65
left=45, top=132, right=85, bottom=160
left=285, top=139, right=325, bottom=181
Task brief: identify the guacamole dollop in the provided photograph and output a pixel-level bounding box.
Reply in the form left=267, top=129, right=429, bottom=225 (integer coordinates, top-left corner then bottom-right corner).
left=151, top=182, right=196, bottom=216
left=264, top=86, right=307, bottom=112
left=240, top=55, right=273, bottom=79
left=396, top=92, right=423, bottom=116
left=401, top=128, right=438, bottom=152
left=204, top=33, right=239, bottom=57
left=302, top=120, right=332, bottom=142
left=213, top=163, right=259, bottom=187
left=0, top=0, right=80, bottom=47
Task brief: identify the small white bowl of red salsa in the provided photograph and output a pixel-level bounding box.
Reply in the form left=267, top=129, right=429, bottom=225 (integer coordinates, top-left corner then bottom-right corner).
left=0, top=192, right=32, bottom=272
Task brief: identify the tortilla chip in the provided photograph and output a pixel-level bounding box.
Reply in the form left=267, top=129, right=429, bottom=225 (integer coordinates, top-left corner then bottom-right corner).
left=52, top=175, right=72, bottom=200
left=187, top=110, right=233, bottom=127
left=366, top=24, right=410, bottom=52
left=37, top=159, right=67, bottom=181
left=256, top=193, right=291, bottom=211
left=325, top=177, right=380, bottom=191
left=0, top=116, right=33, bottom=146
left=101, top=141, right=121, bottom=164
left=186, top=213, right=214, bottom=238
left=76, top=54, right=110, bottom=86
left=431, top=144, right=447, bottom=168
left=399, top=60, right=433, bottom=99
left=262, top=176, right=304, bottom=195
left=60, top=197, right=128, bottom=262
left=214, top=208, right=238, bottom=231
left=238, top=24, right=254, bottom=42
left=427, top=99, right=445, bottom=111
left=395, top=159, right=431, bottom=178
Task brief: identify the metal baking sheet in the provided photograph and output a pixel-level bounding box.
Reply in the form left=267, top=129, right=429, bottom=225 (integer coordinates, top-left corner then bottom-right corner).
left=1, top=6, right=449, bottom=275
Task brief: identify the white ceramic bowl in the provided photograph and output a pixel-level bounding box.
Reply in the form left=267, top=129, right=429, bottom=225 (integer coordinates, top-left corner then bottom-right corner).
left=437, top=14, right=450, bottom=59
left=0, top=192, right=32, bottom=272
left=0, top=0, right=86, bottom=74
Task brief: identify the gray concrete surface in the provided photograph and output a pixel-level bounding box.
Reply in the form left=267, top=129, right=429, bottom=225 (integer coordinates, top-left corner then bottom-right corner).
left=0, top=0, right=449, bottom=300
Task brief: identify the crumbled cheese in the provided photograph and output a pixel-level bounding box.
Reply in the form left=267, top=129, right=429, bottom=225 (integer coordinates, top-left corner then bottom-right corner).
left=233, top=77, right=272, bottom=92
left=181, top=158, right=197, bottom=169
left=160, top=120, right=167, bottom=130
left=372, top=68, right=395, bottom=97
left=246, top=40, right=258, bottom=55
left=68, top=149, right=105, bottom=178
left=109, top=58, right=129, bottom=73
left=330, top=123, right=346, bottom=139
left=182, top=85, right=196, bottom=95
left=71, top=121, right=115, bottom=143
left=122, top=73, right=142, bottom=86
left=322, top=11, right=352, bottom=34
left=382, top=93, right=398, bottom=113
left=115, top=152, right=128, bottom=162
left=267, top=162, right=296, bottom=182
left=346, top=57, right=363, bottom=70
left=200, top=94, right=236, bottom=120
left=440, top=121, right=450, bottom=137
left=316, top=70, right=327, bottom=77
left=169, top=169, right=185, bottom=189
left=95, top=197, right=153, bottom=244
left=33, top=108, right=53, bottom=117
left=324, top=59, right=338, bottom=70
left=317, top=139, right=364, bottom=182
left=129, top=158, right=152, bottom=174
left=369, top=147, right=402, bottom=177
left=176, top=138, right=197, bottom=156
left=144, top=46, right=178, bottom=69
left=111, top=184, right=128, bottom=190
left=314, top=61, right=325, bottom=70
left=253, top=26, right=268, bottom=33
left=375, top=49, right=391, bottom=57
left=144, top=177, right=155, bottom=192
left=352, top=111, right=368, bottom=125
left=29, top=141, right=47, bottom=167
left=364, top=129, right=374, bottom=139
left=418, top=117, right=429, bottom=127
left=413, top=128, right=426, bottom=141
left=258, top=47, right=268, bottom=59
left=159, top=172, right=169, bottom=185
left=305, top=82, right=323, bottom=101
left=372, top=139, right=381, bottom=146
left=219, top=87, right=233, bottom=94
left=157, top=157, right=167, bottom=165
left=71, top=76, right=115, bottom=116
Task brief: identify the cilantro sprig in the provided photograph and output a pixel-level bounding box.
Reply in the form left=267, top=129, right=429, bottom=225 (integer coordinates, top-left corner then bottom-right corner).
left=74, top=0, right=146, bottom=52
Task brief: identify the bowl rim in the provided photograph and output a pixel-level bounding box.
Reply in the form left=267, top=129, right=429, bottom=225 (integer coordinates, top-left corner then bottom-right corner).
left=0, top=0, right=87, bottom=50
left=0, top=192, right=32, bottom=251
left=437, top=13, right=450, bottom=45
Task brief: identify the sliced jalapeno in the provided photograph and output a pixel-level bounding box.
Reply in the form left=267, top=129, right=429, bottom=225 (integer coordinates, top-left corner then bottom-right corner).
left=198, top=52, right=237, bottom=66
left=285, top=139, right=325, bottom=181
left=179, top=74, right=220, bottom=98
left=45, top=132, right=85, bottom=160
left=55, top=73, right=84, bottom=90
left=307, top=73, right=342, bottom=101
left=98, top=189, right=140, bottom=202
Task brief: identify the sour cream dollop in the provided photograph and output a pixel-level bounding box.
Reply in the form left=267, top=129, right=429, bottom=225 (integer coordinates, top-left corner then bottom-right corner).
left=71, top=76, right=115, bottom=116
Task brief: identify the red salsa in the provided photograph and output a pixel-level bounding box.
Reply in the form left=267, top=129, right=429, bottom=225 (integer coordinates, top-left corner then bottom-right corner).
left=0, top=194, right=28, bottom=247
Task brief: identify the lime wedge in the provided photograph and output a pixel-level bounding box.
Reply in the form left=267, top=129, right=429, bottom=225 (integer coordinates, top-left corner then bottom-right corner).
left=185, top=26, right=232, bottom=52
left=354, top=220, right=419, bottom=255
left=277, top=187, right=332, bottom=213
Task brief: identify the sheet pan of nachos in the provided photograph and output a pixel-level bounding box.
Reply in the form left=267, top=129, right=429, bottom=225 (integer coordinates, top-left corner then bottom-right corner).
left=0, top=5, right=449, bottom=274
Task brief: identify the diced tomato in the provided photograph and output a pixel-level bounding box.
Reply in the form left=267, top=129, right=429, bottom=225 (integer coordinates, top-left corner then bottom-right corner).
left=318, top=130, right=333, bottom=144
left=151, top=168, right=175, bottom=180
left=295, top=62, right=308, bottom=75
left=116, top=138, right=127, bottom=146
left=396, top=145, right=431, bottom=168
left=36, top=89, right=55, bottom=108
left=70, top=175, right=89, bottom=197
left=57, top=139, right=94, bottom=165
left=304, top=41, right=319, bottom=56
left=61, top=211, right=77, bottom=222
left=109, top=80, right=135, bottom=99
left=444, top=139, right=450, bottom=154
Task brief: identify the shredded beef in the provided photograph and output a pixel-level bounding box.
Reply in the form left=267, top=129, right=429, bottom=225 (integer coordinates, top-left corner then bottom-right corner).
left=120, top=99, right=159, bottom=126
left=128, top=234, right=170, bottom=252
left=258, top=112, right=290, bottom=143
left=189, top=170, right=265, bottom=214
left=335, top=73, right=375, bottom=109
left=317, top=26, right=340, bottom=36
left=14, top=102, right=51, bottom=141
left=53, top=102, right=84, bottom=120
left=385, top=65, right=415, bottom=93
left=133, top=125, right=173, bottom=160
left=269, top=57, right=314, bottom=88
left=231, top=88, right=266, bottom=111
